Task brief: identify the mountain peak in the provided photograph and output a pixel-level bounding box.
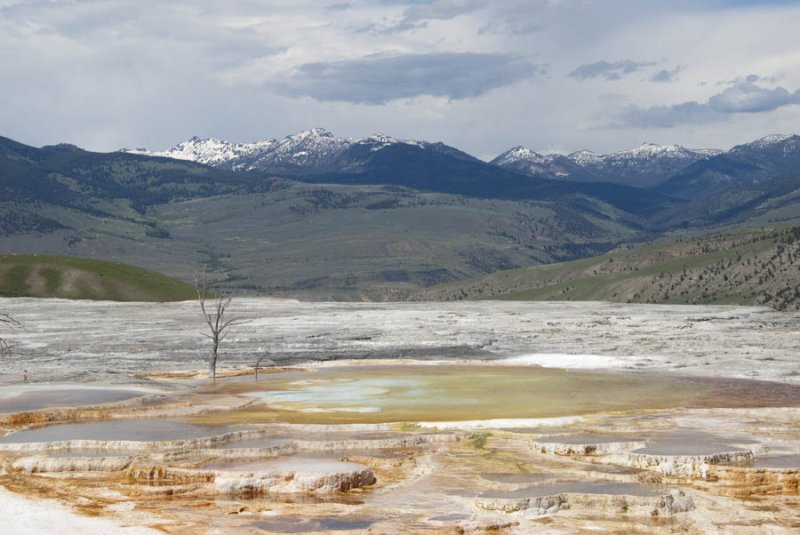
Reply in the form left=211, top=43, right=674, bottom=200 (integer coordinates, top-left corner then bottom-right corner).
left=290, top=128, right=335, bottom=140
left=567, top=149, right=603, bottom=165
left=492, top=146, right=548, bottom=165
left=493, top=142, right=725, bottom=188
left=734, top=133, right=797, bottom=151
left=365, top=133, right=398, bottom=144
left=610, top=143, right=694, bottom=160
left=757, top=133, right=793, bottom=144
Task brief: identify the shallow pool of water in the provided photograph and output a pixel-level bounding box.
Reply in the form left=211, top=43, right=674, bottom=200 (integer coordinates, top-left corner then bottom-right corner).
left=753, top=454, right=800, bottom=469
left=479, top=480, right=666, bottom=499
left=205, top=458, right=367, bottom=473
left=214, top=436, right=293, bottom=449
left=0, top=419, right=241, bottom=444
left=535, top=432, right=644, bottom=445
left=631, top=431, right=748, bottom=456
left=479, top=472, right=554, bottom=485
left=252, top=516, right=375, bottom=533
left=199, top=365, right=752, bottom=425
left=0, top=384, right=149, bottom=413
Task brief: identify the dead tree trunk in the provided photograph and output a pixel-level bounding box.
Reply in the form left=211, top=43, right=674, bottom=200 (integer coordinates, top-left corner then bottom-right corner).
left=0, top=313, right=22, bottom=357
left=196, top=278, right=245, bottom=382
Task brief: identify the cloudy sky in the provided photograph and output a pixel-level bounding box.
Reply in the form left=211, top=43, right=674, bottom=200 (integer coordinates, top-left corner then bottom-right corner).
left=2, top=0, right=800, bottom=158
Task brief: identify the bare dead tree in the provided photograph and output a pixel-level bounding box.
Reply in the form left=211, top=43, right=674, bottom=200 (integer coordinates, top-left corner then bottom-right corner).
left=195, top=276, right=247, bottom=382
left=0, top=313, right=22, bottom=357
left=254, top=346, right=275, bottom=382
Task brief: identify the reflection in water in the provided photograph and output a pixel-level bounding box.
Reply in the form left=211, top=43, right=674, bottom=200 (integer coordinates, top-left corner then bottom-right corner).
left=753, top=455, right=800, bottom=469
left=479, top=472, right=554, bottom=484
left=0, top=419, right=240, bottom=443
left=479, top=480, right=666, bottom=499
left=631, top=431, right=749, bottom=456
left=535, top=432, right=644, bottom=445
left=253, top=516, right=374, bottom=533
left=0, top=385, right=147, bottom=413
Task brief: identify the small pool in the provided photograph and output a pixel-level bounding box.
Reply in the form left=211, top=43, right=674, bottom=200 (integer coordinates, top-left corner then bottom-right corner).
left=631, top=431, right=748, bottom=456
left=535, top=432, right=644, bottom=444
left=0, top=384, right=151, bottom=413
left=479, top=480, right=665, bottom=499
left=479, top=472, right=554, bottom=485
left=0, top=419, right=240, bottom=444
left=753, top=454, right=800, bottom=469
left=253, top=516, right=375, bottom=533
left=205, top=458, right=369, bottom=473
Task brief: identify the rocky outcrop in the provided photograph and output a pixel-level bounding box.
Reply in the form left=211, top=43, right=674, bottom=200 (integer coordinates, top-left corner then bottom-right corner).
left=213, top=461, right=376, bottom=495
left=476, top=493, right=566, bottom=514
left=628, top=450, right=753, bottom=480
left=476, top=489, right=695, bottom=517
left=531, top=438, right=646, bottom=457
left=705, top=465, right=800, bottom=496
left=12, top=455, right=133, bottom=473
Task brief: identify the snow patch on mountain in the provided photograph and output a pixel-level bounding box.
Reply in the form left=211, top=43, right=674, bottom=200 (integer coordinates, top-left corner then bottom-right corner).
left=124, top=129, right=450, bottom=172
left=126, top=137, right=275, bottom=168
left=730, top=133, right=798, bottom=153
left=497, top=142, right=723, bottom=170
left=567, top=150, right=604, bottom=166
left=493, top=142, right=727, bottom=187
left=493, top=146, right=557, bottom=166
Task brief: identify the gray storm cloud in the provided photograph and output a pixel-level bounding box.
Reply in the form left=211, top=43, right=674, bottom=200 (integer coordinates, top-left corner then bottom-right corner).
left=707, top=81, right=796, bottom=113
left=650, top=67, right=682, bottom=83
left=360, top=0, right=485, bottom=34
left=620, top=79, right=800, bottom=128
left=569, top=60, right=656, bottom=81
left=280, top=52, right=539, bottom=104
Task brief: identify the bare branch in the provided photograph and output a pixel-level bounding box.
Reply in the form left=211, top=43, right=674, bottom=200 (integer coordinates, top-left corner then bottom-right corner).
left=0, top=313, right=23, bottom=357
left=194, top=270, right=245, bottom=382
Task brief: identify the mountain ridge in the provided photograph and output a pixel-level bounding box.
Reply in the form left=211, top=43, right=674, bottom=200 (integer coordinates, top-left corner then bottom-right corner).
left=127, top=130, right=795, bottom=191
left=3, top=131, right=800, bottom=301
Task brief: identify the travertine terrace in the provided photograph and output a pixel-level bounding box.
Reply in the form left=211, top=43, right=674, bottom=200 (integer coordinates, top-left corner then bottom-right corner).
left=0, top=298, right=798, bottom=534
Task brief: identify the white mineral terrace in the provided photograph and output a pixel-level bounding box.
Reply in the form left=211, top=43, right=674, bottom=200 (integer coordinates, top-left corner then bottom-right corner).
left=2, top=298, right=799, bottom=384
left=0, top=298, right=798, bottom=534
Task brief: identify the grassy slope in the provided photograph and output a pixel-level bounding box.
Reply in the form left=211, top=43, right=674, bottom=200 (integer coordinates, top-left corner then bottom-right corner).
left=0, top=255, right=197, bottom=301
left=0, top=181, right=641, bottom=300
left=415, top=224, right=800, bottom=311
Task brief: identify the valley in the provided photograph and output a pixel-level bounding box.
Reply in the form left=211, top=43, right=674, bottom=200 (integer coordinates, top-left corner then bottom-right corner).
left=3, top=131, right=800, bottom=304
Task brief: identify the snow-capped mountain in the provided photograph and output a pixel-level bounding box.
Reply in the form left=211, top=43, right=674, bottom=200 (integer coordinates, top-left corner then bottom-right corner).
left=492, top=147, right=576, bottom=178
left=128, top=131, right=797, bottom=193
left=729, top=133, right=800, bottom=157
left=658, top=134, right=800, bottom=199
left=124, top=128, right=475, bottom=175
left=492, top=142, right=724, bottom=188
left=125, top=137, right=275, bottom=169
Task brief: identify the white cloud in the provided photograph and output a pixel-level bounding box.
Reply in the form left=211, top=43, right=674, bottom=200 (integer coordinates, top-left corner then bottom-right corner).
left=1, top=0, right=800, bottom=155
left=619, top=79, right=800, bottom=128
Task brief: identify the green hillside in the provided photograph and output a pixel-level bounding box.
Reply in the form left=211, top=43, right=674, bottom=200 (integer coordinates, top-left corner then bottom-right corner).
left=0, top=255, right=197, bottom=301
left=0, top=179, right=643, bottom=300
left=415, top=225, right=800, bottom=311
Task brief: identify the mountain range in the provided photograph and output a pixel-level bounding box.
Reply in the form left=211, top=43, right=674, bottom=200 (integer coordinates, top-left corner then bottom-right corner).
left=128, top=129, right=796, bottom=191
left=491, top=143, right=723, bottom=188
left=2, top=129, right=800, bottom=300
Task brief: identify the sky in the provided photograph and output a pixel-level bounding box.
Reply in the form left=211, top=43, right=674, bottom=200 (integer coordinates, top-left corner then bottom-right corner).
left=1, top=0, right=800, bottom=159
